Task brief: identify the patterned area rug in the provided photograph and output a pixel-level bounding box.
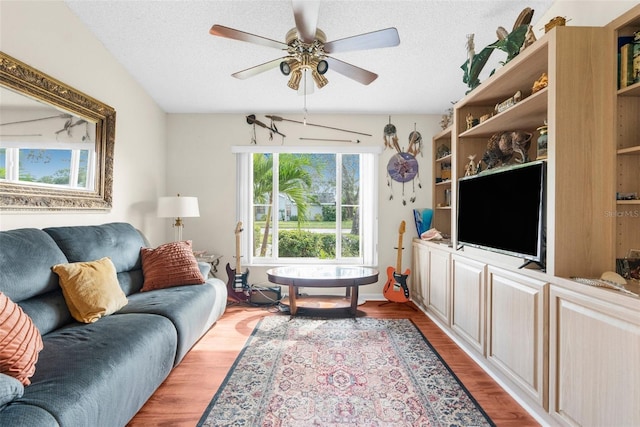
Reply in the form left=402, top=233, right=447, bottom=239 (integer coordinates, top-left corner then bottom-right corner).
left=198, top=316, right=494, bottom=427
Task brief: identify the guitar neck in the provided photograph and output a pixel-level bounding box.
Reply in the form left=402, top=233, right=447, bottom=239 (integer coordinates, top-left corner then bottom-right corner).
left=396, top=232, right=403, bottom=272
left=235, top=232, right=241, bottom=272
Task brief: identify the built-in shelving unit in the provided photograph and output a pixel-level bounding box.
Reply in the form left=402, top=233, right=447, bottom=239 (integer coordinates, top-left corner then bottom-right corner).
left=431, top=126, right=452, bottom=236
left=451, top=25, right=613, bottom=278
left=417, top=6, right=640, bottom=427
left=609, top=7, right=640, bottom=259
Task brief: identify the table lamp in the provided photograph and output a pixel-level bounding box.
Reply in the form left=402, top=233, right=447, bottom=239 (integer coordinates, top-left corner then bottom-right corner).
left=157, top=194, right=200, bottom=241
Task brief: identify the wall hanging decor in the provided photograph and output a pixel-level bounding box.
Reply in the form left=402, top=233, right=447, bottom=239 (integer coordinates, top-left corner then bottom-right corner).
left=266, top=114, right=371, bottom=137
left=385, top=120, right=422, bottom=205
left=246, top=114, right=285, bottom=144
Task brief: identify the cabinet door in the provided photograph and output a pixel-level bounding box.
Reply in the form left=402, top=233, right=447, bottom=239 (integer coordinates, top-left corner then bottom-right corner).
left=549, top=285, right=640, bottom=426
left=427, top=248, right=450, bottom=325
left=411, top=241, right=429, bottom=307
left=451, top=255, right=486, bottom=355
left=487, top=267, right=548, bottom=408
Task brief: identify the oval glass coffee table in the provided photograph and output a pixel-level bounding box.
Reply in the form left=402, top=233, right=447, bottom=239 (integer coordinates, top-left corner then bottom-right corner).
left=266, top=265, right=379, bottom=317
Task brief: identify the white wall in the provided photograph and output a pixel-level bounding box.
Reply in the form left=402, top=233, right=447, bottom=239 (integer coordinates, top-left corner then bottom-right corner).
left=535, top=0, right=638, bottom=34
left=0, top=1, right=167, bottom=244
left=167, top=113, right=441, bottom=295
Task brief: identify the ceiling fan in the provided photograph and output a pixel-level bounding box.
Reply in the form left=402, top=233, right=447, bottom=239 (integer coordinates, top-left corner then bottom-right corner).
left=209, top=0, right=400, bottom=92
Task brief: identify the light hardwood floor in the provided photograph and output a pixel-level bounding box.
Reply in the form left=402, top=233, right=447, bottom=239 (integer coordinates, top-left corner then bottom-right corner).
left=127, top=301, right=540, bottom=426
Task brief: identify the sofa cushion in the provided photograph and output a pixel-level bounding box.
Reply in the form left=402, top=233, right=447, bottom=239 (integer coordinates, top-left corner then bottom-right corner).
left=0, top=293, right=44, bottom=385
left=44, top=223, right=146, bottom=274
left=8, top=313, right=177, bottom=427
left=119, top=278, right=226, bottom=364
left=18, top=291, right=74, bottom=337
left=0, top=373, right=23, bottom=410
left=0, top=228, right=68, bottom=303
left=140, top=240, right=205, bottom=291
left=52, top=257, right=128, bottom=323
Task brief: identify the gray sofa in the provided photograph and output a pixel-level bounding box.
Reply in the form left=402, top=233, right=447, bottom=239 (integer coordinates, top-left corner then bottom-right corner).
left=0, top=222, right=227, bottom=426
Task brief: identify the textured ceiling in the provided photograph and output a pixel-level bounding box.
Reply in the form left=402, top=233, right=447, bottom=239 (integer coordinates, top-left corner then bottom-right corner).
left=64, top=0, right=555, bottom=115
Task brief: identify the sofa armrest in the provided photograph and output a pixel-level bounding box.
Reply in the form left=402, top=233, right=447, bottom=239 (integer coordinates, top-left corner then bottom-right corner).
left=197, top=262, right=212, bottom=279
left=0, top=373, right=23, bottom=411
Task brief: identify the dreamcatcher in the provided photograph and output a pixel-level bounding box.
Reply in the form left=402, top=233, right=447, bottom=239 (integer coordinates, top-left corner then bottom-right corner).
left=385, top=120, right=422, bottom=205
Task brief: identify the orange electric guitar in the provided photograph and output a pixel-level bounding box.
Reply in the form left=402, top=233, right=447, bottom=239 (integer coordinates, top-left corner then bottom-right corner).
left=383, top=220, right=411, bottom=303
left=226, top=221, right=251, bottom=303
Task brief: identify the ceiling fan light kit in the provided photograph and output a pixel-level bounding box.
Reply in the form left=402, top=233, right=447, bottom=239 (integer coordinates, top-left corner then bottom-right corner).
left=209, top=0, right=400, bottom=92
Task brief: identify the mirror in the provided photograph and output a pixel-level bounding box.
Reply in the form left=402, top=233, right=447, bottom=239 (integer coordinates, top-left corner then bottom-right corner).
left=0, top=51, right=115, bottom=210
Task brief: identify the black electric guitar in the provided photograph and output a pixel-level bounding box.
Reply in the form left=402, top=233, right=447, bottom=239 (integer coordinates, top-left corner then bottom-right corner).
left=382, top=220, right=411, bottom=303
left=226, top=221, right=251, bottom=302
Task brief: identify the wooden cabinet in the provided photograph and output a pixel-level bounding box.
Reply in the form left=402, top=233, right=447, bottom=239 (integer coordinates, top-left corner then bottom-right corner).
left=411, top=240, right=429, bottom=307
left=607, top=4, right=640, bottom=261
left=549, top=283, right=640, bottom=426
left=411, top=240, right=451, bottom=326
left=451, top=255, right=486, bottom=355
left=486, top=267, right=548, bottom=408
left=432, top=126, right=452, bottom=237
left=427, top=245, right=451, bottom=326
left=452, top=26, right=614, bottom=278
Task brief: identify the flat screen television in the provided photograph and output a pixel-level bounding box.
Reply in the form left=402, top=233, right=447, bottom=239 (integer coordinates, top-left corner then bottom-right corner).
left=456, top=161, right=546, bottom=269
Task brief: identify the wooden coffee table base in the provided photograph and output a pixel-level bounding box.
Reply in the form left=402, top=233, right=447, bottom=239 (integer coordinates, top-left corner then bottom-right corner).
left=266, top=266, right=379, bottom=318
left=285, top=286, right=362, bottom=316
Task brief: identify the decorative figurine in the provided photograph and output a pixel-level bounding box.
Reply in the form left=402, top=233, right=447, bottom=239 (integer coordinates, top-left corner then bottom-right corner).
left=440, top=101, right=455, bottom=129
left=544, top=16, right=567, bottom=33
left=482, top=131, right=533, bottom=169
left=461, top=8, right=535, bottom=93
left=532, top=72, right=548, bottom=94
left=495, top=90, right=522, bottom=113
left=466, top=113, right=475, bottom=130
left=436, top=144, right=451, bottom=159
left=464, top=155, right=481, bottom=176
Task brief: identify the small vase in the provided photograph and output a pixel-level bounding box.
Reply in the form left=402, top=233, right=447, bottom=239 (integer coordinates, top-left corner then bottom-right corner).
left=536, top=125, right=548, bottom=159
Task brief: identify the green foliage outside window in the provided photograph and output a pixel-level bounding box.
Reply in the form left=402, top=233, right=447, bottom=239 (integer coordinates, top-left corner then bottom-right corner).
left=278, top=230, right=360, bottom=259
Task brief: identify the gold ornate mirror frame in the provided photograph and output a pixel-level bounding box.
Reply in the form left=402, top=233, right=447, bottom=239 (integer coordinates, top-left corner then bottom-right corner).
left=0, top=51, right=115, bottom=210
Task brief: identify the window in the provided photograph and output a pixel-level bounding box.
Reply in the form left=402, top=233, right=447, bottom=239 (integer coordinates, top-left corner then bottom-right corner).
left=234, top=146, right=379, bottom=266
left=0, top=143, right=95, bottom=190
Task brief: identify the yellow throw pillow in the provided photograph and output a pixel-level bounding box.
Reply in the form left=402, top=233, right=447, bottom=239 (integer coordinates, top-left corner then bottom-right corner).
left=52, top=257, right=128, bottom=324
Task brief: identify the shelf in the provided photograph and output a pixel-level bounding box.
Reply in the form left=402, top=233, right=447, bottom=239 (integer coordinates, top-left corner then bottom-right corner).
left=617, top=200, right=640, bottom=205
left=433, top=125, right=453, bottom=140
left=617, top=145, right=640, bottom=155
left=435, top=206, right=452, bottom=210
left=618, top=81, right=640, bottom=97
left=459, top=88, right=548, bottom=138
left=457, top=32, right=550, bottom=107
left=435, top=180, right=452, bottom=187
left=435, top=154, right=452, bottom=163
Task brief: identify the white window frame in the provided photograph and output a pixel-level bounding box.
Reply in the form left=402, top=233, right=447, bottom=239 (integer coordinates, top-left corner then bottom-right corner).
left=0, top=141, right=95, bottom=190
left=232, top=145, right=380, bottom=267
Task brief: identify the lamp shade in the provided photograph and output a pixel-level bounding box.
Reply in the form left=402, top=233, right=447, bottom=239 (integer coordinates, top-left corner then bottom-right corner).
left=157, top=196, right=200, bottom=218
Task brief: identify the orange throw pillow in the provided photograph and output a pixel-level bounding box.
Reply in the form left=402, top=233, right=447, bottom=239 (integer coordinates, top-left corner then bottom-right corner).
left=0, top=293, right=44, bottom=386
left=140, top=240, right=205, bottom=292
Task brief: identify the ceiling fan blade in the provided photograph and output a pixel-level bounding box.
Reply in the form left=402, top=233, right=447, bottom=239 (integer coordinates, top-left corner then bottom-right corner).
left=325, top=57, right=378, bottom=85
left=292, top=0, right=320, bottom=44
left=324, top=27, right=400, bottom=54
left=231, top=57, right=287, bottom=80
left=209, top=25, right=288, bottom=50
